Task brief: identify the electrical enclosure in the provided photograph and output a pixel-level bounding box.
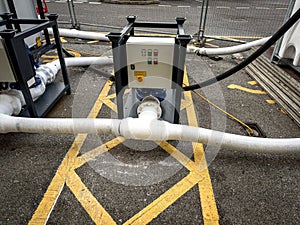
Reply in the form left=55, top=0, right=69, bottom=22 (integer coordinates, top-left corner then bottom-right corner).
left=126, top=37, right=175, bottom=88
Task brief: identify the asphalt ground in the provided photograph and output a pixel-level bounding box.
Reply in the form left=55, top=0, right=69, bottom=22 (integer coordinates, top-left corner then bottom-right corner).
left=1, top=1, right=300, bottom=225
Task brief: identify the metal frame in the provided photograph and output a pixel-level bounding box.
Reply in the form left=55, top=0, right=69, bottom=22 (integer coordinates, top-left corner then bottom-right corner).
left=0, top=13, right=71, bottom=117
left=108, top=16, right=191, bottom=124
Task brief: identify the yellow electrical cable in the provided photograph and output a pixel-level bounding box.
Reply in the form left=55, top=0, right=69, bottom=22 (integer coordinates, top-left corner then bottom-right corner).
left=184, top=85, right=254, bottom=136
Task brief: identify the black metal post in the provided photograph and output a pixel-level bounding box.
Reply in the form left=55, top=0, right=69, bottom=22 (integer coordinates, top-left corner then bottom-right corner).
left=48, top=14, right=71, bottom=95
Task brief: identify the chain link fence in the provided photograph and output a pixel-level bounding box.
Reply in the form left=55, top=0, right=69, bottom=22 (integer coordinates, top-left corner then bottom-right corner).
left=53, top=0, right=291, bottom=44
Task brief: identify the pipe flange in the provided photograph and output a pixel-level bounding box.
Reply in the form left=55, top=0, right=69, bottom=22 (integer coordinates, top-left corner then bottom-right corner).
left=137, top=95, right=162, bottom=119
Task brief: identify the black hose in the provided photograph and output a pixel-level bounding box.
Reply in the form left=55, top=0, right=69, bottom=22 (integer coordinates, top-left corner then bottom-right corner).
left=183, top=8, right=300, bottom=91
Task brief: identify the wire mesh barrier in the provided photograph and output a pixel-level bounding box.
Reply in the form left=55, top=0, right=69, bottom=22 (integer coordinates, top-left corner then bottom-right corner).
left=50, top=0, right=291, bottom=44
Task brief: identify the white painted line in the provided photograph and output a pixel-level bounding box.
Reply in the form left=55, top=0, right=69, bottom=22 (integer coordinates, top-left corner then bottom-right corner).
left=158, top=5, right=172, bottom=7
left=89, top=2, right=102, bottom=4
left=177, top=5, right=191, bottom=8
left=55, top=0, right=67, bottom=3
left=236, top=7, right=250, bottom=10
left=216, top=6, right=230, bottom=9
left=256, top=7, right=270, bottom=10
left=73, top=1, right=84, bottom=3
left=276, top=7, right=288, bottom=10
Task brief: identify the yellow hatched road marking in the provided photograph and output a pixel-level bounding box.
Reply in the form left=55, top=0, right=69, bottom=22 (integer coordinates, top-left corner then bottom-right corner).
left=160, top=142, right=205, bottom=177
left=29, top=70, right=219, bottom=225
left=184, top=71, right=219, bottom=225
left=123, top=172, right=202, bottom=225
left=66, top=170, right=117, bottom=225
left=28, top=134, right=87, bottom=225
left=180, top=99, right=192, bottom=110
left=28, top=81, right=113, bottom=225
left=74, top=137, right=125, bottom=169
left=100, top=98, right=117, bottom=112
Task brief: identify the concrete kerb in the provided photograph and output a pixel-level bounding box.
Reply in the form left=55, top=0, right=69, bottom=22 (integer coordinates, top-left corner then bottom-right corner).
left=100, top=0, right=159, bottom=5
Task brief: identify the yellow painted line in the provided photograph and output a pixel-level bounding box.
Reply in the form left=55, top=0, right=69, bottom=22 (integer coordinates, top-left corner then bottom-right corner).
left=217, top=36, right=246, bottom=43
left=183, top=70, right=220, bottom=225
left=123, top=172, right=202, bottom=225
left=160, top=142, right=204, bottom=177
left=49, top=37, right=68, bottom=43
left=65, top=49, right=82, bottom=57
left=247, top=80, right=258, bottom=86
left=101, top=98, right=117, bottom=112
left=29, top=81, right=113, bottom=225
left=74, top=137, right=125, bottom=169
left=41, top=55, right=59, bottom=59
left=88, top=80, right=114, bottom=118
left=66, top=170, right=117, bottom=225
left=28, top=134, right=87, bottom=225
left=41, top=60, right=56, bottom=63
left=87, top=40, right=100, bottom=44
left=266, top=99, right=276, bottom=105
left=280, top=108, right=287, bottom=114
left=218, top=35, right=266, bottom=39
left=180, top=99, right=192, bottom=111
left=205, top=42, right=219, bottom=48
left=227, top=84, right=267, bottom=95
left=105, top=89, right=131, bottom=100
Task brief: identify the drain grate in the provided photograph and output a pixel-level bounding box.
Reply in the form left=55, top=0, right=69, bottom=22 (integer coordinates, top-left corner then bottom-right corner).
left=245, top=122, right=266, bottom=138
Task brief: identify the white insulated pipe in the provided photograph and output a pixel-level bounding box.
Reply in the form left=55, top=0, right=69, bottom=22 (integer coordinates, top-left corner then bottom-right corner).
left=0, top=98, right=299, bottom=154
left=49, top=28, right=270, bottom=57
left=0, top=114, right=117, bottom=135
left=187, top=37, right=271, bottom=56
left=48, top=28, right=109, bottom=41
left=47, top=57, right=113, bottom=71
left=0, top=57, right=113, bottom=116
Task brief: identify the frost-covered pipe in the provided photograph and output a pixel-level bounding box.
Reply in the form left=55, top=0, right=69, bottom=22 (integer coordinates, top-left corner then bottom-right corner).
left=187, top=37, right=271, bottom=56
left=117, top=118, right=300, bottom=154
left=0, top=113, right=118, bottom=134
left=0, top=57, right=113, bottom=116
left=1, top=97, right=299, bottom=154
left=48, top=28, right=109, bottom=41
left=48, top=28, right=270, bottom=56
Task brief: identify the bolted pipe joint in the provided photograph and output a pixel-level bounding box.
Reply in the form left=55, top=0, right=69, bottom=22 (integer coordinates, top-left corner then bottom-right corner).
left=137, top=96, right=162, bottom=120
